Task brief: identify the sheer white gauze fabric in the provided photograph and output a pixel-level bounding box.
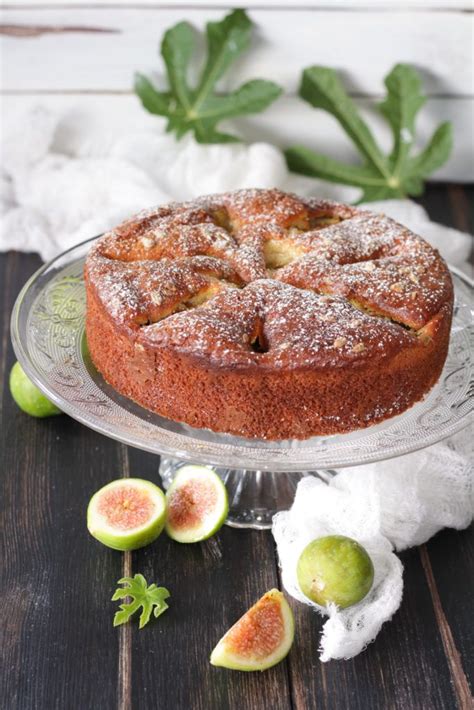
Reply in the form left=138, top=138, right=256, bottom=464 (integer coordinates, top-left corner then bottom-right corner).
left=272, top=429, right=473, bottom=661
left=0, top=105, right=472, bottom=274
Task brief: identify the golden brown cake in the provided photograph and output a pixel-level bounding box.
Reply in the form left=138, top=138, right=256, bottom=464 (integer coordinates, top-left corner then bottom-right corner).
left=84, top=189, right=453, bottom=440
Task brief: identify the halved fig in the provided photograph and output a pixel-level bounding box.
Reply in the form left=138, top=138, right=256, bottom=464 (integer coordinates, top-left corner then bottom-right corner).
left=87, top=478, right=166, bottom=551
left=210, top=589, right=294, bottom=671
left=165, top=465, right=228, bottom=543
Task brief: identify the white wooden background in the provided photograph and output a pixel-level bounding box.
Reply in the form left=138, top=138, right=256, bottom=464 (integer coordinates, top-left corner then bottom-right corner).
left=1, top=1, right=473, bottom=180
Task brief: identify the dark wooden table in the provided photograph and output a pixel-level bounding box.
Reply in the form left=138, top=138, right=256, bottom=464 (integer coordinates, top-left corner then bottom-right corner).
left=2, top=185, right=473, bottom=710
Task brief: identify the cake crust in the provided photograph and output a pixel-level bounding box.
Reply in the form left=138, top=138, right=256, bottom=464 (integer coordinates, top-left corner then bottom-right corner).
left=84, top=189, right=453, bottom=440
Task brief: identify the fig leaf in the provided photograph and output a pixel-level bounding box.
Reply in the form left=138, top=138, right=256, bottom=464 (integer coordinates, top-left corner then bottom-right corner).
left=112, top=574, right=170, bottom=629
left=285, top=63, right=452, bottom=202
left=134, top=9, right=282, bottom=143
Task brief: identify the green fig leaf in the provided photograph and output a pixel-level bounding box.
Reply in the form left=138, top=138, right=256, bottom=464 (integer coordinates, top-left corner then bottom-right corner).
left=112, top=574, right=170, bottom=629
left=285, top=63, right=453, bottom=202
left=403, top=122, right=453, bottom=179
left=134, top=9, right=282, bottom=143
left=379, top=64, right=426, bottom=173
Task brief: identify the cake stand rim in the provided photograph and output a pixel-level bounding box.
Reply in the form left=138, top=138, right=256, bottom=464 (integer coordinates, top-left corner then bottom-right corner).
left=10, top=235, right=473, bottom=472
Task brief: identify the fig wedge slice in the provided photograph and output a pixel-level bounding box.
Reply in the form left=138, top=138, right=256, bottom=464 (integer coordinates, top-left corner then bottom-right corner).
left=210, top=589, right=294, bottom=671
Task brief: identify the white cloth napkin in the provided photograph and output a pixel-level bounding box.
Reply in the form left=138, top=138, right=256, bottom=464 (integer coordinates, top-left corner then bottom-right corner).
left=1, top=105, right=472, bottom=660
left=0, top=105, right=472, bottom=274
left=273, top=428, right=473, bottom=661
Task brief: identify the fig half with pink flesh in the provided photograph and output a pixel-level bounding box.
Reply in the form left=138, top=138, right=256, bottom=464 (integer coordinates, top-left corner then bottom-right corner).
left=87, top=478, right=166, bottom=551
left=165, top=466, right=228, bottom=543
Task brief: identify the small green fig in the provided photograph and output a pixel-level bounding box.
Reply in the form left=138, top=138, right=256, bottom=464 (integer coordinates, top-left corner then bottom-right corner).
left=9, top=361, right=61, bottom=417
left=297, top=535, right=374, bottom=609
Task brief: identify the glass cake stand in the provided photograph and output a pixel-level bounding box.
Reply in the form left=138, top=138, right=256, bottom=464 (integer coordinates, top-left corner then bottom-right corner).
left=11, top=237, right=473, bottom=529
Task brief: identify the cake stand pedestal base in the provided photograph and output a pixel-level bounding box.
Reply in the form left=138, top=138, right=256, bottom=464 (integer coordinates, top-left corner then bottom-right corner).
left=159, top=457, right=336, bottom=530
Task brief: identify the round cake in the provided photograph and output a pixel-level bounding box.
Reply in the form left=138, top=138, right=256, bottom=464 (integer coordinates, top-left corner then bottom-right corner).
left=84, top=189, right=453, bottom=440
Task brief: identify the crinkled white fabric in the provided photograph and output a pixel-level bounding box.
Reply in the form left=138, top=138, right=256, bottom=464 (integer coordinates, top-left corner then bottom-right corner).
left=1, top=105, right=472, bottom=274
left=272, top=428, right=473, bottom=661
left=0, top=106, right=287, bottom=260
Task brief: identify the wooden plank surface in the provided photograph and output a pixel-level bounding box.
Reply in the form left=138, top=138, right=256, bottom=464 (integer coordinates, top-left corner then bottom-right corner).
left=124, top=446, right=291, bottom=710
left=1, top=8, right=472, bottom=95
left=2, top=5, right=473, bottom=181
left=1, top=253, right=123, bottom=710
left=1, top=185, right=473, bottom=710
left=287, top=546, right=463, bottom=710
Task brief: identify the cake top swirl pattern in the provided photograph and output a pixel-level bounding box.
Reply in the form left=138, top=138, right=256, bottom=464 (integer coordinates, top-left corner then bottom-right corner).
left=86, top=189, right=452, bottom=371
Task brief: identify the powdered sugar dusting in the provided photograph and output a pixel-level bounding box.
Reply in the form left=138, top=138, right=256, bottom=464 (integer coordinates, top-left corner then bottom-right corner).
left=85, top=188, right=452, bottom=372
